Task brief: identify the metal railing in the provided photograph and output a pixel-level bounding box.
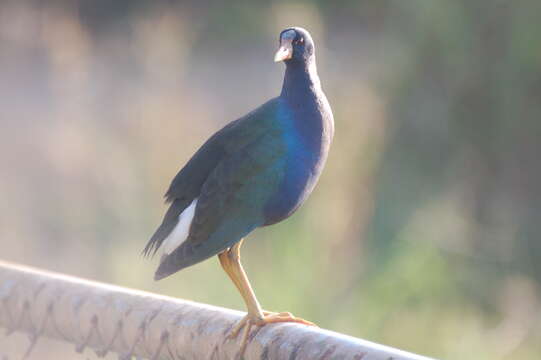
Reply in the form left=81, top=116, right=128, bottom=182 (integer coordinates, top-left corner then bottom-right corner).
left=0, top=261, right=433, bottom=360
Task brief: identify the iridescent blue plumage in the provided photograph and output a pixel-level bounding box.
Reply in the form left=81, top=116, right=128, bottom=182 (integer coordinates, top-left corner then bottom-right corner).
left=144, top=27, right=333, bottom=281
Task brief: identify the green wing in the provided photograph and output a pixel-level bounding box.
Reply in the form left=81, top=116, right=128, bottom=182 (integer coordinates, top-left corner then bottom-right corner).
left=144, top=99, right=279, bottom=260
left=154, top=129, right=285, bottom=279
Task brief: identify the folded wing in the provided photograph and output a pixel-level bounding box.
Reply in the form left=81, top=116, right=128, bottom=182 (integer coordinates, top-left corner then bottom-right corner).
left=154, top=131, right=285, bottom=279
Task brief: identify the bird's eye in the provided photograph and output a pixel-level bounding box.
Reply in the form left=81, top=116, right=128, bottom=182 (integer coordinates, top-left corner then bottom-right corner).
left=295, top=38, right=304, bottom=45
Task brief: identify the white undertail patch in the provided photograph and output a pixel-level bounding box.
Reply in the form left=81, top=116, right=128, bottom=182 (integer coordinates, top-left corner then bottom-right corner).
left=162, top=198, right=198, bottom=255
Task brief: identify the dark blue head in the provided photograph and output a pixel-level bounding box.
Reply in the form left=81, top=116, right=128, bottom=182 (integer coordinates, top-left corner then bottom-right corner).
left=274, top=27, right=315, bottom=66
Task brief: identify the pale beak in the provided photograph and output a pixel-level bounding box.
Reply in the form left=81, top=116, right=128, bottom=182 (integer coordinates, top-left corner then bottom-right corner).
left=274, top=41, right=293, bottom=62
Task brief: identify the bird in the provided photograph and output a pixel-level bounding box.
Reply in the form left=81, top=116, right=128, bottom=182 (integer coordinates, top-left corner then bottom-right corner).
left=143, top=26, right=334, bottom=353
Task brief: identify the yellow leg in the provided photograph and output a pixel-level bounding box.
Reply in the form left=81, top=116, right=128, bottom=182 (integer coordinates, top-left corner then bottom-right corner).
left=218, top=240, right=315, bottom=356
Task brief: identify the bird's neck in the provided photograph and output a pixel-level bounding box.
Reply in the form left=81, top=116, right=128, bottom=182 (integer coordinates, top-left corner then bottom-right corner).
left=280, top=59, right=321, bottom=101
left=278, top=56, right=333, bottom=158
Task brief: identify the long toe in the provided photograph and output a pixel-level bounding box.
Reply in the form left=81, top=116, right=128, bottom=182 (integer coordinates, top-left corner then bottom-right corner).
left=261, top=312, right=317, bottom=327
left=228, top=311, right=315, bottom=358
left=228, top=314, right=250, bottom=340
left=228, top=313, right=264, bottom=358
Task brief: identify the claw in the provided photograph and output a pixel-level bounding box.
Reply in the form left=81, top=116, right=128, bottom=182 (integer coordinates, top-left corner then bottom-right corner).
left=262, top=312, right=316, bottom=326
left=228, top=311, right=316, bottom=357
left=228, top=314, right=250, bottom=339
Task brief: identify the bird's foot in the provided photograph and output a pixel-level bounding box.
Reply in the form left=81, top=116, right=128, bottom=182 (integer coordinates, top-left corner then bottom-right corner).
left=228, top=311, right=316, bottom=356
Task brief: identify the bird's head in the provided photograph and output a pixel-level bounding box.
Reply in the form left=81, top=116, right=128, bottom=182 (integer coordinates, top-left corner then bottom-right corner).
left=274, top=27, right=315, bottom=65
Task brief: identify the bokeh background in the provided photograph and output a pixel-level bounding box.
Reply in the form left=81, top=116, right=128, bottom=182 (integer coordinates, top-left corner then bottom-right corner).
left=1, top=1, right=540, bottom=359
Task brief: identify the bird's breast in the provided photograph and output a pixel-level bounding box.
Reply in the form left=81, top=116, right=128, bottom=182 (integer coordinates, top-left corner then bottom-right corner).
left=262, top=99, right=333, bottom=225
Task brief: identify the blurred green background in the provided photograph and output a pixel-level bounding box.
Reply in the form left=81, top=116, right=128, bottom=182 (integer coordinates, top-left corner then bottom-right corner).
left=1, top=1, right=540, bottom=359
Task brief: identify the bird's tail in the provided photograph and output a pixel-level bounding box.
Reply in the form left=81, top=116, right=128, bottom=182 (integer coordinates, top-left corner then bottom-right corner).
left=142, top=199, right=188, bottom=258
